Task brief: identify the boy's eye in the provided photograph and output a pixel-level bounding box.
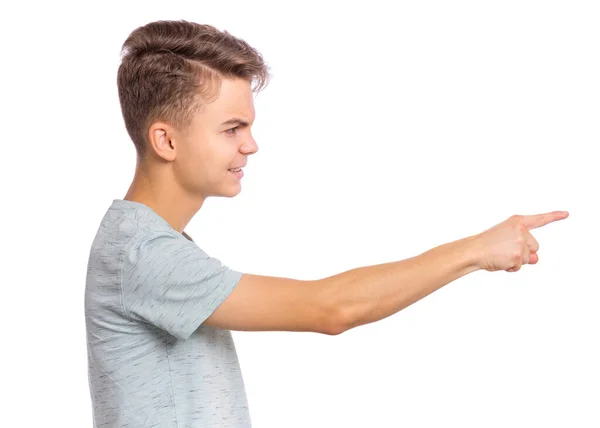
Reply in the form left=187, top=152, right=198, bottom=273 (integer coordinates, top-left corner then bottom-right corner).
left=226, top=126, right=239, bottom=135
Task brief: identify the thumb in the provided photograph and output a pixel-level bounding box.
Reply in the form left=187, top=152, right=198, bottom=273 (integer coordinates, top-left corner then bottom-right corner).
left=529, top=252, right=539, bottom=264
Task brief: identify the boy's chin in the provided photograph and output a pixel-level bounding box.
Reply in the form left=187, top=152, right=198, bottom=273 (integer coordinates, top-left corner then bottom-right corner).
left=216, top=185, right=242, bottom=198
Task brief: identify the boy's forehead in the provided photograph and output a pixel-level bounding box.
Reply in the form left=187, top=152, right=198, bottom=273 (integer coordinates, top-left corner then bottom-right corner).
left=215, top=108, right=256, bottom=128
left=204, top=104, right=255, bottom=126
left=203, top=79, right=255, bottom=123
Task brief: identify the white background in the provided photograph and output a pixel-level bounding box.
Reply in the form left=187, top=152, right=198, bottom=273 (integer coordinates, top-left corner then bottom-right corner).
left=1, top=1, right=598, bottom=427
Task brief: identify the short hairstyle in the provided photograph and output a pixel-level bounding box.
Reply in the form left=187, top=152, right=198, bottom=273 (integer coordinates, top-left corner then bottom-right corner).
left=117, top=20, right=270, bottom=160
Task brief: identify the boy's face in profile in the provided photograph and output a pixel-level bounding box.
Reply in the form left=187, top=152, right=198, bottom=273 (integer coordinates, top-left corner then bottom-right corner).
left=159, top=77, right=258, bottom=199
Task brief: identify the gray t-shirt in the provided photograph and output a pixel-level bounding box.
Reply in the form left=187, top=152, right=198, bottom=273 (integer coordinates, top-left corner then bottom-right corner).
left=85, top=199, right=250, bottom=428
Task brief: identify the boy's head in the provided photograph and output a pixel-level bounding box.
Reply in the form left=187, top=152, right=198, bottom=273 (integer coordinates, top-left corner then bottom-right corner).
left=117, top=20, right=270, bottom=198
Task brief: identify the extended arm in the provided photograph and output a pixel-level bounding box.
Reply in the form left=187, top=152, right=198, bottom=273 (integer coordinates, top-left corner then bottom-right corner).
left=205, top=236, right=480, bottom=335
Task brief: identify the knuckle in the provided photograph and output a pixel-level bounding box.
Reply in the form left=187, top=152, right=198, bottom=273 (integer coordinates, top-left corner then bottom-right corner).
left=512, top=220, right=525, bottom=233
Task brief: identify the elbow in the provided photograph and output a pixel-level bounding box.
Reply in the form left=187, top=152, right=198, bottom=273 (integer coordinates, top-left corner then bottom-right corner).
left=327, top=304, right=354, bottom=335
left=324, top=320, right=347, bottom=336
left=311, top=277, right=354, bottom=336
left=319, top=285, right=352, bottom=336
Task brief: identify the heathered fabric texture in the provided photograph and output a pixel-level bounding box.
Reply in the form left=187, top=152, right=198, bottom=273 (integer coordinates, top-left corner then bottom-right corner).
left=85, top=199, right=250, bottom=427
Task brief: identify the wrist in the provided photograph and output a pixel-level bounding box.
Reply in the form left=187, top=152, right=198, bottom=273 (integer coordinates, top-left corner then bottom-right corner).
left=460, top=234, right=483, bottom=272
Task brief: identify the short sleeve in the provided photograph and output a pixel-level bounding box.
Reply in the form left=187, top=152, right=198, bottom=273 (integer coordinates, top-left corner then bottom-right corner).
left=121, top=231, right=243, bottom=340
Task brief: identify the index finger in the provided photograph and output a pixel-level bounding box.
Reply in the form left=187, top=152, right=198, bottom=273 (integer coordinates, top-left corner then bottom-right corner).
left=522, top=211, right=569, bottom=230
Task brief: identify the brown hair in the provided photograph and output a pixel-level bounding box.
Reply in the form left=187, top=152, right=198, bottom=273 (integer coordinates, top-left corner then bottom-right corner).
left=117, top=20, right=270, bottom=160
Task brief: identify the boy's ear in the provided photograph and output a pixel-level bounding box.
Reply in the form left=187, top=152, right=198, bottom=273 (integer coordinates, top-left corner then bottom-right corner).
left=147, top=122, right=177, bottom=162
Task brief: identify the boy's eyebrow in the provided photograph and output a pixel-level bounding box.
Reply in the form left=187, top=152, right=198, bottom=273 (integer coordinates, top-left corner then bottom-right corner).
left=221, top=118, right=250, bottom=127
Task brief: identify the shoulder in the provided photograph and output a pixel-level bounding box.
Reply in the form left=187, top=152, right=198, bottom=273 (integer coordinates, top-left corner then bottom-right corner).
left=124, top=227, right=205, bottom=264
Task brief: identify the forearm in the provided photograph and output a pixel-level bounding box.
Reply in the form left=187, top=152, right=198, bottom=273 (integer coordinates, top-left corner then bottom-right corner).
left=319, top=236, right=481, bottom=334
